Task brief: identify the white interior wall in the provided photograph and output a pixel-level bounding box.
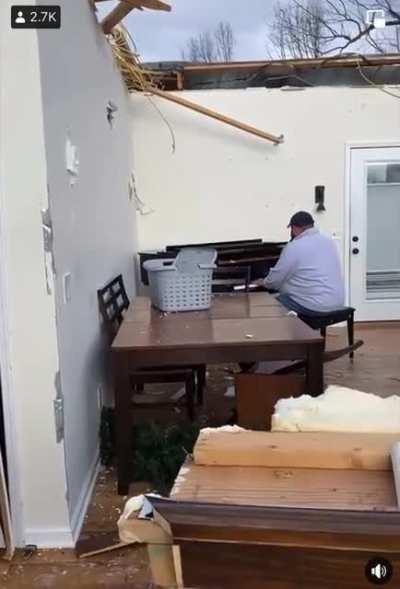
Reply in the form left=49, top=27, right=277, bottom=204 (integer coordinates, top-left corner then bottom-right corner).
left=131, top=86, right=400, bottom=275
left=0, top=1, right=71, bottom=546
left=37, top=0, right=137, bottom=540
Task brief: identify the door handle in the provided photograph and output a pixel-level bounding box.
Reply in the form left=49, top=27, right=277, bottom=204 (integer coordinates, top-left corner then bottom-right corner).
left=352, top=248, right=360, bottom=255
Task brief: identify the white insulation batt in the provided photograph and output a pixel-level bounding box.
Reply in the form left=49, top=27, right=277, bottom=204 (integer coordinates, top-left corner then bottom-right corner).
left=271, top=385, right=400, bottom=433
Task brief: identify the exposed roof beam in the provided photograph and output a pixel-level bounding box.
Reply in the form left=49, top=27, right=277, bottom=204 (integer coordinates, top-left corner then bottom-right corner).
left=137, top=0, right=171, bottom=10
left=182, top=54, right=400, bottom=74
left=101, top=0, right=170, bottom=34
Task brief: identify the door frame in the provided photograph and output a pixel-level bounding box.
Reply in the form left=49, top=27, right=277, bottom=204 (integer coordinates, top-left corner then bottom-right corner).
left=345, top=140, right=400, bottom=317
left=0, top=199, right=24, bottom=548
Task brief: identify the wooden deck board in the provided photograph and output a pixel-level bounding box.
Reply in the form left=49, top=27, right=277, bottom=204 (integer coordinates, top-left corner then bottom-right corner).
left=171, top=462, right=397, bottom=511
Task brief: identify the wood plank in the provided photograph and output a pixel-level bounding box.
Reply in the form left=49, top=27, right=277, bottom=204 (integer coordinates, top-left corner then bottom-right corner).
left=194, top=431, right=399, bottom=471
left=0, top=450, right=13, bottom=559
left=171, top=463, right=397, bottom=511
left=391, top=442, right=400, bottom=508
left=150, top=88, right=284, bottom=145
left=173, top=526, right=400, bottom=553
left=76, top=531, right=127, bottom=559
left=182, top=54, right=400, bottom=72
left=138, top=0, right=171, bottom=10
left=151, top=496, right=400, bottom=539
left=178, top=542, right=400, bottom=589
left=101, top=0, right=170, bottom=33
left=102, top=1, right=135, bottom=34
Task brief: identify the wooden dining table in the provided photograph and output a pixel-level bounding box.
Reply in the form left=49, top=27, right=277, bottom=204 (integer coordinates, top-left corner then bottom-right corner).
left=111, top=292, right=324, bottom=494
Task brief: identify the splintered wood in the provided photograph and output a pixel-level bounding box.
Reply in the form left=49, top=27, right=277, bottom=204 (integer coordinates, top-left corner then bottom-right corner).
left=194, top=431, right=399, bottom=471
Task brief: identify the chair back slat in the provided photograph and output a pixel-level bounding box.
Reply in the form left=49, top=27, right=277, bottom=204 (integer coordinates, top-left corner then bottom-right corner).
left=97, top=275, right=129, bottom=341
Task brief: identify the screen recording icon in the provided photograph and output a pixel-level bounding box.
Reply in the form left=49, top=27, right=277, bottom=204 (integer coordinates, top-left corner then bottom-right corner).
left=11, top=5, right=61, bottom=29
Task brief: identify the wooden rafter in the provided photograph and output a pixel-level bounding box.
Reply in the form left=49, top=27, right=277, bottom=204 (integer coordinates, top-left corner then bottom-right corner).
left=150, top=87, right=284, bottom=145
left=100, top=0, right=171, bottom=35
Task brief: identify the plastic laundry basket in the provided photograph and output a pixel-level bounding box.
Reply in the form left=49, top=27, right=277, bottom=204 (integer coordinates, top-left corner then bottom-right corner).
left=143, top=248, right=217, bottom=312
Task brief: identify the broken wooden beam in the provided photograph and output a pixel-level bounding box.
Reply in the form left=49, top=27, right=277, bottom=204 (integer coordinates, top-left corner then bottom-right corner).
left=149, top=87, right=284, bottom=144
left=102, top=2, right=136, bottom=34
left=136, top=0, right=171, bottom=10
left=101, top=0, right=170, bottom=35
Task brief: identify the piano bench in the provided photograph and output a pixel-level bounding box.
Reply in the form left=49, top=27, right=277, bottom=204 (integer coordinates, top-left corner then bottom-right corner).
left=298, top=307, right=355, bottom=359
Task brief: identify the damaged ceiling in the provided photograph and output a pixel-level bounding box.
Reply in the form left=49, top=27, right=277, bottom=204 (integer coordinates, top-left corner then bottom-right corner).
left=142, top=54, right=400, bottom=91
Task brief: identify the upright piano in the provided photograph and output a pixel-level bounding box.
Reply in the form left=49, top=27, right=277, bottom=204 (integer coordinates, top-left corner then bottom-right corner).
left=138, top=239, right=286, bottom=285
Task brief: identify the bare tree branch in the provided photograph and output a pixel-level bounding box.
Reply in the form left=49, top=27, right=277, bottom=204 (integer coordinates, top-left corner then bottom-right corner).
left=182, top=20, right=236, bottom=63
left=267, top=0, right=400, bottom=57
left=214, top=21, right=235, bottom=61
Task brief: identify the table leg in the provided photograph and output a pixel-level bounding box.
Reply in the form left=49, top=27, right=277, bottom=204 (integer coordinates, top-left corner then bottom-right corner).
left=113, top=354, right=132, bottom=495
left=306, top=343, right=324, bottom=396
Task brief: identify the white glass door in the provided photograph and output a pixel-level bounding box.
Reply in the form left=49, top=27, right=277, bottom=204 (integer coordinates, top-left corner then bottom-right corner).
left=350, top=147, right=400, bottom=321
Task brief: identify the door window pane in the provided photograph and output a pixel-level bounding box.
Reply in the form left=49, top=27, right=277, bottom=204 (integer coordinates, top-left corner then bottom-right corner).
left=367, top=163, right=400, bottom=184
left=366, top=163, right=400, bottom=299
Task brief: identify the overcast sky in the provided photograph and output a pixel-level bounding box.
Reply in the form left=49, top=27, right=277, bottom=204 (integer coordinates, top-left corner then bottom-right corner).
left=97, top=0, right=275, bottom=62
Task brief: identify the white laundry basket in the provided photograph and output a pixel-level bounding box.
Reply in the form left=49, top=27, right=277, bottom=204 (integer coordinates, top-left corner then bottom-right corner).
left=143, top=248, right=217, bottom=312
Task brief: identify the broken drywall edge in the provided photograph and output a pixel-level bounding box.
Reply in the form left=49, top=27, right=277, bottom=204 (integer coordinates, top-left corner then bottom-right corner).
left=41, top=206, right=55, bottom=295
left=106, top=100, right=118, bottom=128
left=65, top=134, right=80, bottom=187
left=129, top=172, right=154, bottom=215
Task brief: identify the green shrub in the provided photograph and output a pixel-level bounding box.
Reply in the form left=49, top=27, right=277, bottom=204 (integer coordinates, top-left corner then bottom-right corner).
left=99, top=408, right=200, bottom=494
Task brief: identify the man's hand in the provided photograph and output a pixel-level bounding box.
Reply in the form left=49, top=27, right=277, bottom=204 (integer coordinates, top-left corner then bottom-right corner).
left=251, top=278, right=265, bottom=288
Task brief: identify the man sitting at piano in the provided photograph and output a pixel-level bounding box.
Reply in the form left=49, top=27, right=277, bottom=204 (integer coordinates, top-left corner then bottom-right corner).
left=259, top=211, right=345, bottom=315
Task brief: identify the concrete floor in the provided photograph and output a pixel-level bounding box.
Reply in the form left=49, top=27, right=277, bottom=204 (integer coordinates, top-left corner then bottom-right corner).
left=1, top=323, right=399, bottom=588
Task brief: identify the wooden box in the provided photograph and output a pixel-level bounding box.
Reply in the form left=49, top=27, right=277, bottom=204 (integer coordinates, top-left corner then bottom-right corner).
left=149, top=431, right=400, bottom=588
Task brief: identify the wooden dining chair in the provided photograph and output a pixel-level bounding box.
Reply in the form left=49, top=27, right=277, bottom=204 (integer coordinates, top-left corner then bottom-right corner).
left=98, top=275, right=204, bottom=419
left=212, top=265, right=251, bottom=293
left=97, top=275, right=130, bottom=342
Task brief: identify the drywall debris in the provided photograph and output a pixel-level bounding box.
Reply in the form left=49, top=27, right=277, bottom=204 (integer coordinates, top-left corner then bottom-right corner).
left=129, top=172, right=154, bottom=215
left=65, top=134, right=79, bottom=186
left=41, top=206, right=55, bottom=295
